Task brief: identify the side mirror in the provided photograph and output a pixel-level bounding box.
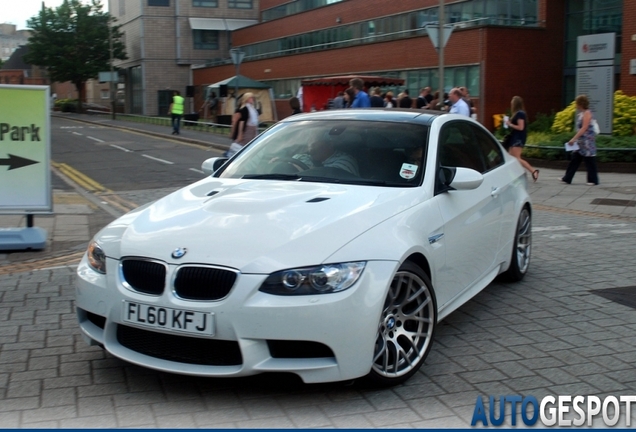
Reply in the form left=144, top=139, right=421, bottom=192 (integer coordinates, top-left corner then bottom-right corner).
left=201, top=157, right=228, bottom=175
left=448, top=167, right=484, bottom=190
left=438, top=166, right=484, bottom=192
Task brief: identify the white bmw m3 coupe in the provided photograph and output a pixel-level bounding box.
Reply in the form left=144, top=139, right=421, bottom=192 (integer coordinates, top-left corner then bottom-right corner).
left=75, top=109, right=532, bottom=386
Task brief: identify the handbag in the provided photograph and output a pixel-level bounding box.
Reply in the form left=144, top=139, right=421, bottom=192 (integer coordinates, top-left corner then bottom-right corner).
left=501, top=133, right=512, bottom=150
left=224, top=142, right=244, bottom=158
left=591, top=118, right=600, bottom=135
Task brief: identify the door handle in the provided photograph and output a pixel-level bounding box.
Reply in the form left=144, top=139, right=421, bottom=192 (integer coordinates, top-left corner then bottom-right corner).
left=491, top=187, right=500, bottom=198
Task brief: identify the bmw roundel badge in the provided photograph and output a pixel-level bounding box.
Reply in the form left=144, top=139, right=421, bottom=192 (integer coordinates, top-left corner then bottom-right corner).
left=171, top=247, right=187, bottom=259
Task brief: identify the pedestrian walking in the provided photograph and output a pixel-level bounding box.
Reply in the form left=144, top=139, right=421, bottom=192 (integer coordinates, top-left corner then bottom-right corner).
left=370, top=87, right=385, bottom=107
left=384, top=91, right=395, bottom=108
left=289, top=96, right=302, bottom=115
left=200, top=91, right=218, bottom=123
left=398, top=89, right=413, bottom=108
left=343, top=87, right=356, bottom=108
left=332, top=91, right=345, bottom=109
left=168, top=90, right=184, bottom=135
left=349, top=78, right=371, bottom=108
left=505, top=95, right=539, bottom=182
left=448, top=88, right=471, bottom=117
left=561, top=94, right=599, bottom=185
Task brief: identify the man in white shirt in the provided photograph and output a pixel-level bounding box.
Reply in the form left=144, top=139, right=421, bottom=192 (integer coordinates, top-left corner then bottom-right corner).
left=448, top=88, right=471, bottom=117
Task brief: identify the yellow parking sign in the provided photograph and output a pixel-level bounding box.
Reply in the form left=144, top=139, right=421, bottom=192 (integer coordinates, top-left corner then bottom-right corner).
left=0, top=85, right=52, bottom=213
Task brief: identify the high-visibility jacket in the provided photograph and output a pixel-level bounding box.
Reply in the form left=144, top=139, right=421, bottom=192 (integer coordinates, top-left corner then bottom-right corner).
left=172, top=95, right=185, bottom=115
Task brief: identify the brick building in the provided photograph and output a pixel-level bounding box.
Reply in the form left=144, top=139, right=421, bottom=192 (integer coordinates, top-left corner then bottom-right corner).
left=191, top=0, right=628, bottom=130
left=110, top=0, right=258, bottom=116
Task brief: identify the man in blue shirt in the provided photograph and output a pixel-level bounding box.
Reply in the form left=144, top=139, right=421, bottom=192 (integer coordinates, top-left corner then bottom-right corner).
left=448, top=88, right=471, bottom=117
left=349, top=78, right=371, bottom=108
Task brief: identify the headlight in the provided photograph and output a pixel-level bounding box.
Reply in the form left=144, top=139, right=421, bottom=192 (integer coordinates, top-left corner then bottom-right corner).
left=87, top=240, right=106, bottom=274
left=259, top=262, right=366, bottom=295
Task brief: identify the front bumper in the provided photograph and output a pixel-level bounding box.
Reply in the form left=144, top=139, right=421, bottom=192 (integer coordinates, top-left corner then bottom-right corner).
left=75, top=255, right=399, bottom=383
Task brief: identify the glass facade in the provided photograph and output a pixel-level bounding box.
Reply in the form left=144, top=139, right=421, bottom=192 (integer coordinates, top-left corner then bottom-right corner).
left=242, top=0, right=538, bottom=61
left=193, top=0, right=218, bottom=6
left=228, top=0, right=252, bottom=8
left=262, top=0, right=345, bottom=22
left=266, top=65, right=480, bottom=100
left=130, top=66, right=143, bottom=115
left=194, top=30, right=219, bottom=50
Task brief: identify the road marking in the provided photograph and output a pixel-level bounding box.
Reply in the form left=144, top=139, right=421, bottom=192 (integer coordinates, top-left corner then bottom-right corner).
left=589, top=223, right=629, bottom=228
left=611, top=229, right=636, bottom=234
left=189, top=168, right=204, bottom=174
left=544, top=233, right=597, bottom=239
left=52, top=161, right=106, bottom=192
left=51, top=161, right=138, bottom=213
left=0, top=251, right=85, bottom=275
left=142, top=154, right=174, bottom=165
left=87, top=136, right=104, bottom=143
left=72, top=131, right=83, bottom=136
left=110, top=144, right=132, bottom=152
left=532, top=226, right=570, bottom=232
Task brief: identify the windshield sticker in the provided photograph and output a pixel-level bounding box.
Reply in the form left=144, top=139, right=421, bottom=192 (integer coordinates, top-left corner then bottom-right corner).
left=400, top=163, right=418, bottom=180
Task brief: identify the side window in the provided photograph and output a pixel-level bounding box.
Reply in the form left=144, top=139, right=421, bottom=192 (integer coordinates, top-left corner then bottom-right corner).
left=470, top=125, right=504, bottom=172
left=437, top=122, right=486, bottom=173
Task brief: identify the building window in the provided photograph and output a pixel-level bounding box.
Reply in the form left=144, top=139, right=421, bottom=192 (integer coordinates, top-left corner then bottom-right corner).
left=262, top=0, right=344, bottom=22
left=193, top=30, right=219, bottom=50
left=244, top=0, right=539, bottom=62
left=193, top=0, right=217, bottom=6
left=148, top=0, right=169, bottom=6
left=101, top=90, right=110, bottom=99
left=228, top=0, right=252, bottom=9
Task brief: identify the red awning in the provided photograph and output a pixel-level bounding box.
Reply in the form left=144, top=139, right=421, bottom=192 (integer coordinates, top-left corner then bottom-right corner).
left=301, top=75, right=405, bottom=87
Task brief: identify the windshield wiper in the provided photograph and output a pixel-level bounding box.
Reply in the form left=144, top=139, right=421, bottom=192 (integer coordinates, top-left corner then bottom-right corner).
left=242, top=173, right=301, bottom=180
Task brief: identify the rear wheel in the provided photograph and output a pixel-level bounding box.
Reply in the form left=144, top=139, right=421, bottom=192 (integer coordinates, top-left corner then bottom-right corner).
left=365, top=261, right=437, bottom=386
left=501, top=206, right=532, bottom=282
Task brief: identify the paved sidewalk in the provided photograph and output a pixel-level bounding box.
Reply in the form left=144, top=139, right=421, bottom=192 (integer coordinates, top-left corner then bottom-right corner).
left=1, top=112, right=636, bottom=271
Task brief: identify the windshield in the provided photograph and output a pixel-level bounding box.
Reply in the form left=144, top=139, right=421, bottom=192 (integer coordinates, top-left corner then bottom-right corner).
left=218, top=120, right=429, bottom=187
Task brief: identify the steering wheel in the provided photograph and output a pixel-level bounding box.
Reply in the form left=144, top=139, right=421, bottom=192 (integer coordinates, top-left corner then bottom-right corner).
left=268, top=157, right=311, bottom=173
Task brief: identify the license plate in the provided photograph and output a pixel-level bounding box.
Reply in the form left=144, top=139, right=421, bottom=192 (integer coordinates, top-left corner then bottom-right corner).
left=122, top=301, right=215, bottom=335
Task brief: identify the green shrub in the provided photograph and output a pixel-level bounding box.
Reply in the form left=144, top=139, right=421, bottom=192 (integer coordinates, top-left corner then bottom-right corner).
left=523, top=132, right=636, bottom=162
left=528, top=112, right=555, bottom=133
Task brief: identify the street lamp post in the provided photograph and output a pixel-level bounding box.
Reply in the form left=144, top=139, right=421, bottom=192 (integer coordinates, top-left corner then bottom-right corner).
left=109, top=21, right=116, bottom=120
left=438, top=0, right=444, bottom=109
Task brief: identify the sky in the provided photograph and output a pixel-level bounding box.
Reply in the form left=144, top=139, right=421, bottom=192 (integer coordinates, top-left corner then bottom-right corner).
left=3, top=0, right=108, bottom=30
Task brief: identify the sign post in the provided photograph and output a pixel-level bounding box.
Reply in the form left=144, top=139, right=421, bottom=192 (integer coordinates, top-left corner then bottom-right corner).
left=425, top=0, right=454, bottom=109
left=230, top=48, right=245, bottom=102
left=0, top=85, right=51, bottom=250
left=576, top=33, right=615, bottom=134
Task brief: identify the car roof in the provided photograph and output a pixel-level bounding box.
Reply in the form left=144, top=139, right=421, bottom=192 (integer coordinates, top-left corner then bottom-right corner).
left=281, top=108, right=443, bottom=126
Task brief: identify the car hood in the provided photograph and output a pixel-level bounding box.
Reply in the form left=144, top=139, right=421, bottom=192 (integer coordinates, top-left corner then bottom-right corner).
left=97, top=178, right=420, bottom=273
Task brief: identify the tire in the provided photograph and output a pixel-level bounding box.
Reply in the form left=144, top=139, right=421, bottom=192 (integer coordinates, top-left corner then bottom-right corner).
left=365, top=261, right=437, bottom=387
left=501, top=206, right=532, bottom=282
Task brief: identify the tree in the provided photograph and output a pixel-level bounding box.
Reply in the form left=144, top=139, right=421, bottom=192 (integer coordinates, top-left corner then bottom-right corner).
left=25, top=0, right=127, bottom=113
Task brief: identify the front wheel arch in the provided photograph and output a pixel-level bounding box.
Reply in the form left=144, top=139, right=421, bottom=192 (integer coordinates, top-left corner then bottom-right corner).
left=500, top=204, right=532, bottom=282
left=363, top=261, right=437, bottom=387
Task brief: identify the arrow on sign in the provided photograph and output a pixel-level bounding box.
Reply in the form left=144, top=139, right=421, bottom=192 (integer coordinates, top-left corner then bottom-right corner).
left=0, top=154, right=39, bottom=170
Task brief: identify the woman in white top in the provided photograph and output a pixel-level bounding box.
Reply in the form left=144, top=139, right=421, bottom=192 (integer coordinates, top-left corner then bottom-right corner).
left=236, top=92, right=260, bottom=146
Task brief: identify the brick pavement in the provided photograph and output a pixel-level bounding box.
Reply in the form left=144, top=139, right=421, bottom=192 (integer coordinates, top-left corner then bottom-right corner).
left=1, top=115, right=636, bottom=427
left=1, top=204, right=636, bottom=427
